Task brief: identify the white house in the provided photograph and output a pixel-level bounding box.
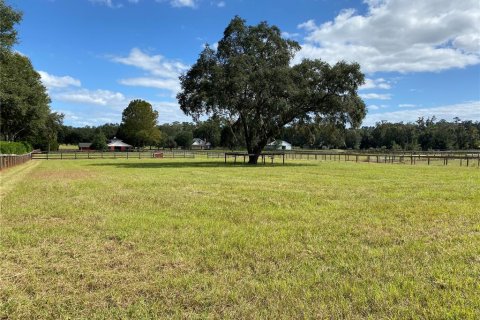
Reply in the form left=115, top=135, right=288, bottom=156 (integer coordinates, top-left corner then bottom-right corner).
left=266, top=140, right=292, bottom=151
left=191, top=138, right=211, bottom=150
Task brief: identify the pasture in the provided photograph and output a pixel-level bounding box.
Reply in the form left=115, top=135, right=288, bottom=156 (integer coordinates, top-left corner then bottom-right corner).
left=1, top=159, right=479, bottom=318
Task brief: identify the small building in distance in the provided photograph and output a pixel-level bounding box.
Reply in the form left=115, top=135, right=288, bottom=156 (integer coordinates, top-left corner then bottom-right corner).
left=191, top=138, right=211, bottom=150
left=265, top=140, right=292, bottom=151
left=107, top=137, right=132, bottom=151
left=78, top=143, right=92, bottom=151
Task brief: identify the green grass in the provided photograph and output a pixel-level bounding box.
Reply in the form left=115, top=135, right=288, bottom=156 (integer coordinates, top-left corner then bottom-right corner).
left=58, top=144, right=78, bottom=150
left=1, top=159, right=479, bottom=319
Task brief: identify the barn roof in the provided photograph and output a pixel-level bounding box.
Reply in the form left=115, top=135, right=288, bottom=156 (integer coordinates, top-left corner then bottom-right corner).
left=78, top=143, right=92, bottom=148
left=107, top=139, right=132, bottom=147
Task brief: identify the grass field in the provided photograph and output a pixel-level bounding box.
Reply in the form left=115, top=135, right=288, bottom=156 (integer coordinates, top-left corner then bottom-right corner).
left=1, top=159, right=479, bottom=319
left=58, top=144, right=79, bottom=150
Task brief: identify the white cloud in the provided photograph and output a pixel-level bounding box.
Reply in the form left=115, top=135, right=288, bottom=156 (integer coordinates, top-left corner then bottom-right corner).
left=360, top=78, right=391, bottom=90
left=159, top=0, right=197, bottom=8
left=282, top=31, right=300, bottom=39
left=119, top=77, right=180, bottom=93
left=89, top=0, right=123, bottom=8
left=368, top=104, right=388, bottom=110
left=38, top=71, right=81, bottom=89
left=111, top=48, right=189, bottom=78
left=398, top=104, right=416, bottom=108
left=363, top=101, right=480, bottom=126
left=111, top=48, right=188, bottom=96
left=298, top=19, right=317, bottom=32
left=216, top=1, right=225, bottom=7
left=360, top=93, right=391, bottom=100
left=295, top=0, right=480, bottom=73
left=53, top=89, right=127, bottom=107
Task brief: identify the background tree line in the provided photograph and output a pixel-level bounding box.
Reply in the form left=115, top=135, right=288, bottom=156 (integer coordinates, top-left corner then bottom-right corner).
left=58, top=116, right=479, bottom=151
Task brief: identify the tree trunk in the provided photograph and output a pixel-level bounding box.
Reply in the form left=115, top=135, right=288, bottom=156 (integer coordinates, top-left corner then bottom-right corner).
left=247, top=144, right=264, bottom=164
left=248, top=153, right=260, bottom=164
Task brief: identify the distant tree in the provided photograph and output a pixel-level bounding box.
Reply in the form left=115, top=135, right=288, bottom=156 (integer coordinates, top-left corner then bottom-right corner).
left=164, top=136, right=177, bottom=150
left=39, top=112, right=64, bottom=151
left=155, top=130, right=168, bottom=149
left=98, top=123, right=119, bottom=140
left=178, top=16, right=366, bottom=163
left=194, top=118, right=221, bottom=147
left=118, top=100, right=162, bottom=147
left=345, top=129, right=361, bottom=149
left=315, top=124, right=345, bottom=149
left=90, top=129, right=108, bottom=151
left=174, top=131, right=193, bottom=149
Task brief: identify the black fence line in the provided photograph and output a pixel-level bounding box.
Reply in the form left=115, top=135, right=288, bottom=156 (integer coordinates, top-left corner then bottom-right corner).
left=32, top=150, right=195, bottom=160
left=30, top=150, right=480, bottom=167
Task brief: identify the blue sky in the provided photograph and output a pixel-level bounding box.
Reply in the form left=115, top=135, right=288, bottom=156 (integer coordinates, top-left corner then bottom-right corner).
left=10, top=0, right=480, bottom=126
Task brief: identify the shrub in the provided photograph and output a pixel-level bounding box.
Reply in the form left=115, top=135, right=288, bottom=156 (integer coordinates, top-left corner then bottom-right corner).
left=0, top=141, right=33, bottom=154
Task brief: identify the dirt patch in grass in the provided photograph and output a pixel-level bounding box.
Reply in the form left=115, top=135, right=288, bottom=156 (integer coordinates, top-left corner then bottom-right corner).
left=29, top=169, right=96, bottom=181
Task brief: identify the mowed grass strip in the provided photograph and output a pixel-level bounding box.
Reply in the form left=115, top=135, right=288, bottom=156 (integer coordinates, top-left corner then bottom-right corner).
left=1, top=159, right=479, bottom=319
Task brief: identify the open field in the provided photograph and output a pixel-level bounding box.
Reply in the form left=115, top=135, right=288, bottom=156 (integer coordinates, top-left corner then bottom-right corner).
left=1, top=159, right=479, bottom=318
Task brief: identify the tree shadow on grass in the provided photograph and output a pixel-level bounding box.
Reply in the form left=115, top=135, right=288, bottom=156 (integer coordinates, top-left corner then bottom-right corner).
left=88, top=161, right=315, bottom=169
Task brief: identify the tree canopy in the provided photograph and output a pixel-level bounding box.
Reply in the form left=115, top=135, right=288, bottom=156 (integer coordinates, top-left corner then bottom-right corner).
left=178, top=16, right=366, bottom=163
left=117, top=99, right=161, bottom=148
left=0, top=0, right=22, bottom=53
left=0, top=0, right=63, bottom=150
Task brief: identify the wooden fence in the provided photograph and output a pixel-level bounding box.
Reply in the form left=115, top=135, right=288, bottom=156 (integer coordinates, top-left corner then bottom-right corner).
left=0, top=153, right=32, bottom=171
left=31, top=150, right=195, bottom=160
left=284, top=152, right=480, bottom=167
left=30, top=150, right=480, bottom=167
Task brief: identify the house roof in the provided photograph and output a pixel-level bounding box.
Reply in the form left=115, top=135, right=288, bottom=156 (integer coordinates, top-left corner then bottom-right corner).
left=192, top=138, right=206, bottom=146
left=107, top=139, right=132, bottom=147
left=78, top=143, right=92, bottom=148
left=268, top=140, right=292, bottom=146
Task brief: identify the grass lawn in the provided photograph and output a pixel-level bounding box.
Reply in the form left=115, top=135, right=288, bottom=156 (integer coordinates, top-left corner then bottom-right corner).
left=1, top=159, right=479, bottom=318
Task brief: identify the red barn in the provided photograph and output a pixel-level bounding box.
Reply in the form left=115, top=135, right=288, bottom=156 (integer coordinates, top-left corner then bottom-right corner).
left=78, top=143, right=92, bottom=151
left=107, top=138, right=132, bottom=151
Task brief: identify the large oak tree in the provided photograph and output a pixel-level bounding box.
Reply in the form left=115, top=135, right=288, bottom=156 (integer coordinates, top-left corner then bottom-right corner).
left=178, top=16, right=366, bottom=163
